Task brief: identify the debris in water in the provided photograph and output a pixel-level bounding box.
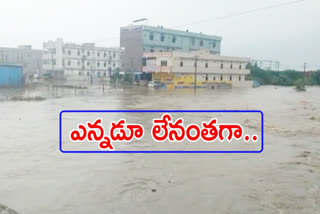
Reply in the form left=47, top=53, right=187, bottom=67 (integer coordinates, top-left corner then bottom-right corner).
left=0, top=203, right=19, bottom=214
left=10, top=96, right=46, bottom=101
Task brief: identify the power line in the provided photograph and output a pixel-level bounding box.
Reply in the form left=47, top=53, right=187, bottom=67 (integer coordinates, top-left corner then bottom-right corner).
left=171, top=0, right=305, bottom=29
left=91, top=0, right=306, bottom=43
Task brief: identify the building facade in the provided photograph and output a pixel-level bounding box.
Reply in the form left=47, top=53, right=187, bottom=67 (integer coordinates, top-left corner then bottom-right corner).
left=42, top=38, right=122, bottom=80
left=251, top=59, right=280, bottom=71
left=0, top=45, right=42, bottom=77
left=120, top=25, right=222, bottom=73
left=143, top=50, right=252, bottom=88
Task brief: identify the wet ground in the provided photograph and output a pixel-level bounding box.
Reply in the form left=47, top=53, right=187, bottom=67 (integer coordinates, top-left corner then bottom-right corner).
left=0, top=85, right=319, bottom=213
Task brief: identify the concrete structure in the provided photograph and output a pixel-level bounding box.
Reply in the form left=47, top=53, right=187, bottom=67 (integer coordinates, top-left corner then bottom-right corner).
left=252, top=59, right=280, bottom=71
left=120, top=25, right=222, bottom=73
left=142, top=50, right=252, bottom=88
left=0, top=45, right=42, bottom=77
left=42, top=38, right=123, bottom=80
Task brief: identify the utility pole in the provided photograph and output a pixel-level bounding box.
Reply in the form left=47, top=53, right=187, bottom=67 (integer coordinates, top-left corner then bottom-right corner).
left=194, top=56, right=198, bottom=93
left=51, top=48, right=55, bottom=83
left=51, top=48, right=54, bottom=73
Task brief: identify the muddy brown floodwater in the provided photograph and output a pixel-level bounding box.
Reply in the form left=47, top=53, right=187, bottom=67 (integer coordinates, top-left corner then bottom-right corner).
left=0, top=85, right=319, bottom=214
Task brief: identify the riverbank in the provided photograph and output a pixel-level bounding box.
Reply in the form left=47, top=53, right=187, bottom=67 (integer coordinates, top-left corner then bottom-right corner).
left=247, top=65, right=320, bottom=90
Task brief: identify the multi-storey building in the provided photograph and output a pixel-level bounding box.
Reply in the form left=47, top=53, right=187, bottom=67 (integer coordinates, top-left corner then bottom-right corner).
left=251, top=59, right=280, bottom=71
left=142, top=50, right=252, bottom=88
left=42, top=38, right=122, bottom=80
left=0, top=45, right=42, bottom=77
left=120, top=25, right=222, bottom=73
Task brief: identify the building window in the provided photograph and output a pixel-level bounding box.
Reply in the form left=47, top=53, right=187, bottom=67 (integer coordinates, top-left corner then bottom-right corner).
left=221, top=63, right=223, bottom=69
left=180, top=61, right=183, bottom=67
left=97, top=62, right=100, bottom=67
left=230, top=64, right=233, bottom=69
left=161, top=61, right=167, bottom=66
left=87, top=62, right=90, bottom=66
left=160, top=34, right=165, bottom=42
left=205, top=74, right=208, bottom=81
left=97, top=52, right=100, bottom=57
left=192, top=38, right=195, bottom=46
left=104, top=52, right=107, bottom=57
left=220, top=75, right=223, bottom=81
left=230, top=75, right=232, bottom=81
left=113, top=63, right=115, bottom=67
left=150, top=49, right=154, bottom=53
left=239, top=75, right=241, bottom=81
left=239, top=65, right=242, bottom=69
left=68, top=50, right=71, bottom=55
left=213, top=76, right=216, bottom=81
left=200, top=40, right=203, bottom=46
left=172, top=36, right=176, bottom=43
left=77, top=50, right=80, bottom=56
left=113, top=53, right=116, bottom=58
left=87, top=51, right=90, bottom=56
left=142, top=57, right=147, bottom=66
left=77, top=61, right=80, bottom=66
left=149, top=32, right=154, bottom=41
left=212, top=41, right=216, bottom=48
left=67, top=60, right=71, bottom=66
left=104, top=62, right=107, bottom=67
left=205, top=62, right=208, bottom=68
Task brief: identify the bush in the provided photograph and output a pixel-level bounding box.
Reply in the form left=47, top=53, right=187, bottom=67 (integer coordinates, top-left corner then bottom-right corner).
left=248, top=64, right=304, bottom=86
left=294, top=79, right=306, bottom=91
left=122, top=72, right=133, bottom=85
left=110, top=71, right=121, bottom=83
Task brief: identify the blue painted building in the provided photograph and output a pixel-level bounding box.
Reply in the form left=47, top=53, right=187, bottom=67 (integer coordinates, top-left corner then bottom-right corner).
left=120, top=25, right=222, bottom=73
left=0, top=65, right=24, bottom=87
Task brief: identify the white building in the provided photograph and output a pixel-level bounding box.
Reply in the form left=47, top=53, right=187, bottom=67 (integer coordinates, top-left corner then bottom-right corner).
left=251, top=59, right=280, bottom=71
left=42, top=38, right=122, bottom=80
left=143, top=50, right=252, bottom=88
left=0, top=45, right=42, bottom=77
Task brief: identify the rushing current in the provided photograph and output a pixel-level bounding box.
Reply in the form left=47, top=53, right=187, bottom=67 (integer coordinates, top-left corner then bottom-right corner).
left=0, top=85, right=319, bottom=214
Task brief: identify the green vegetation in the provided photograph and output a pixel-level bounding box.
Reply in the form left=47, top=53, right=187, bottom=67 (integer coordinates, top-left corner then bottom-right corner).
left=110, top=69, right=134, bottom=85
left=247, top=65, right=304, bottom=85
left=293, top=79, right=306, bottom=91
left=247, top=64, right=320, bottom=92
left=307, top=71, right=320, bottom=85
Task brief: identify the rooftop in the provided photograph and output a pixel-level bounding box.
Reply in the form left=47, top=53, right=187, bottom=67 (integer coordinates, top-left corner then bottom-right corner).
left=121, top=25, right=222, bottom=41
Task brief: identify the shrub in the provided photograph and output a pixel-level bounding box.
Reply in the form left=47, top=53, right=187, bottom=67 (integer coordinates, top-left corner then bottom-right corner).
left=294, top=79, right=306, bottom=91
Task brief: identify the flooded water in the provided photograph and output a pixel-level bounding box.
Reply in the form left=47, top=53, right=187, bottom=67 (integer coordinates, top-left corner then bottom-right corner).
left=0, top=85, right=319, bottom=213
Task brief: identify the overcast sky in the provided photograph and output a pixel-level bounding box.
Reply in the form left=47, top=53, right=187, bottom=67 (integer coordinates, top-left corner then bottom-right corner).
left=0, top=0, right=319, bottom=70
